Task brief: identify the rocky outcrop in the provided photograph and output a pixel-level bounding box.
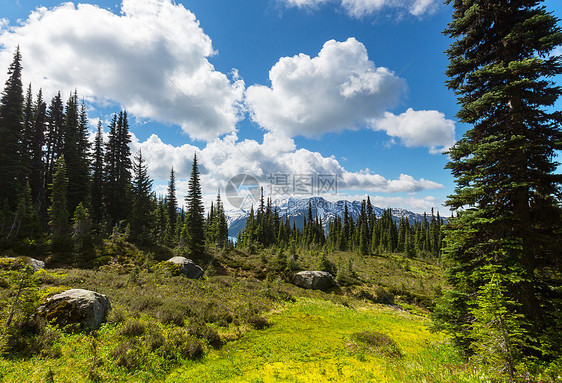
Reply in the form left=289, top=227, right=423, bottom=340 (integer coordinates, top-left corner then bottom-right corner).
left=38, top=289, right=111, bottom=330
left=166, top=256, right=204, bottom=279
left=293, top=271, right=335, bottom=290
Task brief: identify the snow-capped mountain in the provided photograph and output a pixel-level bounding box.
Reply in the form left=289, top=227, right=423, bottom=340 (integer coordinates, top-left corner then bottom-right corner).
left=226, top=196, right=436, bottom=237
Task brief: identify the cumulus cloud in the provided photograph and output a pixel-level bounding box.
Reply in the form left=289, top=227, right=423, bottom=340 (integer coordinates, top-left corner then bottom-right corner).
left=246, top=38, right=455, bottom=153
left=279, top=0, right=440, bottom=17
left=0, top=0, right=244, bottom=141
left=130, top=131, right=443, bottom=199
left=245, top=38, right=405, bottom=138
left=371, top=108, right=456, bottom=153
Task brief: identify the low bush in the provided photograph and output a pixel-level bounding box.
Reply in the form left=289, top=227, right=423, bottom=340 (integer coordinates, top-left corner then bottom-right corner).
left=187, top=322, right=223, bottom=348
left=350, top=330, right=402, bottom=358
left=247, top=314, right=270, bottom=330
left=118, top=319, right=145, bottom=337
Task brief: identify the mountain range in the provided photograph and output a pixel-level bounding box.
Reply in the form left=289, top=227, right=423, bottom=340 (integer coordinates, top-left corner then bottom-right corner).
left=225, top=196, right=437, bottom=237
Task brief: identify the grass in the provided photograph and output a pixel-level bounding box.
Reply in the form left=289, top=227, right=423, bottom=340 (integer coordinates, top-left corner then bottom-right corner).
left=167, top=298, right=483, bottom=383
left=0, top=246, right=490, bottom=382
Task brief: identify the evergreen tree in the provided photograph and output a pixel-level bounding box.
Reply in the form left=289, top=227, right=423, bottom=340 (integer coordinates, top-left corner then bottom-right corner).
left=29, top=89, right=47, bottom=213
left=165, top=167, right=178, bottom=245
left=104, top=111, right=132, bottom=225
left=6, top=182, right=40, bottom=241
left=62, top=92, right=90, bottom=214
left=434, top=0, right=562, bottom=364
left=0, top=47, right=24, bottom=206
left=91, top=121, right=104, bottom=231
left=130, top=150, right=154, bottom=243
left=184, top=154, right=205, bottom=258
left=72, top=202, right=94, bottom=265
left=48, top=156, right=70, bottom=251
left=44, top=92, right=65, bottom=203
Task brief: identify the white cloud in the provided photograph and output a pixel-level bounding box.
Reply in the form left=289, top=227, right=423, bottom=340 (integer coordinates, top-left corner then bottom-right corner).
left=279, top=0, right=440, bottom=17
left=372, top=108, right=456, bottom=153
left=0, top=0, right=244, bottom=141
left=246, top=38, right=455, bottom=153
left=245, top=38, right=405, bottom=138
left=131, top=131, right=443, bottom=199
left=281, top=0, right=329, bottom=9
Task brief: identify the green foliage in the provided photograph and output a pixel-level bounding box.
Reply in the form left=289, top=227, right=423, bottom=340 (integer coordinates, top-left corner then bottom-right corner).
left=350, top=331, right=403, bottom=358
left=470, top=269, right=526, bottom=381
left=48, top=156, right=70, bottom=251
left=104, top=111, right=132, bottom=226
left=184, top=154, right=206, bottom=259
left=435, top=0, right=562, bottom=372
left=72, top=202, right=95, bottom=265
left=0, top=47, right=24, bottom=207
left=129, top=150, right=154, bottom=244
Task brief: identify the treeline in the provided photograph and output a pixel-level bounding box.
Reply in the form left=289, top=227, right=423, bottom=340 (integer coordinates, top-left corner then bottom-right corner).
left=0, top=48, right=228, bottom=264
left=237, top=192, right=443, bottom=257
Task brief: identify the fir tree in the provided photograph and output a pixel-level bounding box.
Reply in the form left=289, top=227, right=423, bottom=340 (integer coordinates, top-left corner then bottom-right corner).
left=91, top=121, right=104, bottom=231
left=165, top=167, right=178, bottom=245
left=434, top=0, right=562, bottom=364
left=184, top=154, right=205, bottom=258
left=130, top=150, right=154, bottom=243
left=104, top=111, right=132, bottom=225
left=48, top=156, right=70, bottom=251
left=0, top=47, right=24, bottom=206
left=72, top=202, right=94, bottom=265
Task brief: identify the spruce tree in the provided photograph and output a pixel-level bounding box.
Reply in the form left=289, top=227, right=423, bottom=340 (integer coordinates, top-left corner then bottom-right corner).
left=0, top=47, right=24, bottom=206
left=62, top=92, right=90, bottom=214
left=104, top=111, right=132, bottom=225
left=130, top=150, right=154, bottom=243
left=91, top=121, right=104, bottom=231
left=29, top=89, right=47, bottom=213
left=72, top=202, right=94, bottom=265
left=434, top=0, right=562, bottom=365
left=44, top=92, right=65, bottom=200
left=165, top=167, right=178, bottom=245
left=48, top=156, right=70, bottom=252
left=184, top=154, right=205, bottom=258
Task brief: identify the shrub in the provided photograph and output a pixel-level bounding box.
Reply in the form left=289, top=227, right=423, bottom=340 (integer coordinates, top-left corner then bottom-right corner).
left=350, top=331, right=402, bottom=358
left=111, top=340, right=142, bottom=370
left=0, top=317, right=60, bottom=358
left=187, top=322, right=223, bottom=348
left=167, top=328, right=204, bottom=360
left=247, top=315, right=269, bottom=330
left=118, top=320, right=145, bottom=337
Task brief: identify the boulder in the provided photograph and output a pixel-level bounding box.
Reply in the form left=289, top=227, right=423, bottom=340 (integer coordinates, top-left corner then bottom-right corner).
left=1, top=256, right=44, bottom=272
left=167, top=256, right=204, bottom=279
left=293, top=271, right=335, bottom=290
left=29, top=258, right=45, bottom=272
left=38, top=289, right=111, bottom=330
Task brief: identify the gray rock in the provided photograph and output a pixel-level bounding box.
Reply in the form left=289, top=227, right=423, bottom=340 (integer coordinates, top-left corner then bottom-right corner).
left=29, top=258, right=45, bottom=272
left=293, top=271, right=335, bottom=290
left=38, top=289, right=111, bottom=330
left=167, top=256, right=204, bottom=279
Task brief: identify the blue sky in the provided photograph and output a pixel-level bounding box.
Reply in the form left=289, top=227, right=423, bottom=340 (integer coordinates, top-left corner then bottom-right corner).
left=0, top=0, right=560, bottom=213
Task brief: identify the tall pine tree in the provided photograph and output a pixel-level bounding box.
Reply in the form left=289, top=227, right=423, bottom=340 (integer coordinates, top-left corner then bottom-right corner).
left=0, top=47, right=24, bottom=206
left=184, top=154, right=205, bottom=258
left=434, top=0, right=562, bottom=366
left=130, top=149, right=154, bottom=243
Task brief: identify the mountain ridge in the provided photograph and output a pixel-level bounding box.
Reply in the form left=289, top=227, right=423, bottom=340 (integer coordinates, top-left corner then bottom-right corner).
left=226, top=196, right=440, bottom=237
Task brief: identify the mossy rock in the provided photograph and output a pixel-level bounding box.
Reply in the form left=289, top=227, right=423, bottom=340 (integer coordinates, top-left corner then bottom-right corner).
left=38, top=289, right=111, bottom=330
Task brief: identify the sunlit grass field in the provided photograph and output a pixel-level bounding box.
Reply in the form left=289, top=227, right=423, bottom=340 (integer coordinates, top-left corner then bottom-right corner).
left=168, top=298, right=482, bottom=383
